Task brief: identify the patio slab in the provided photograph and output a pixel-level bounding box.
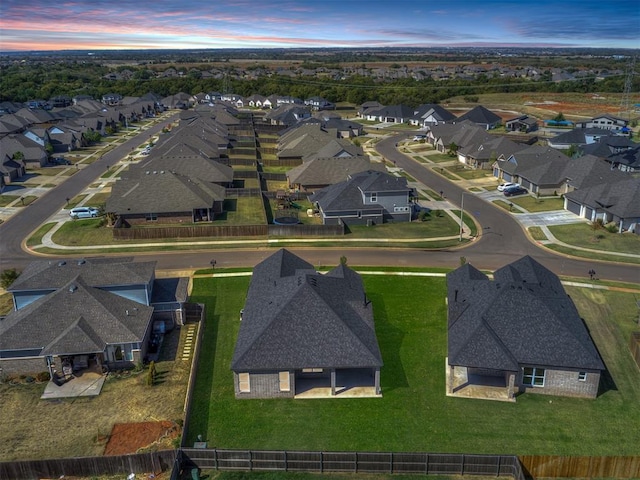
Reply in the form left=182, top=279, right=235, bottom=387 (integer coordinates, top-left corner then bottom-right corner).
left=445, top=358, right=515, bottom=403
left=41, top=371, right=106, bottom=400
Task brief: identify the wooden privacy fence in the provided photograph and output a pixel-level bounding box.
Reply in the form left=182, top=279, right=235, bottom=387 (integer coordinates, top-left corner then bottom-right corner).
left=113, top=224, right=268, bottom=240
left=179, top=449, right=525, bottom=478
left=268, top=224, right=344, bottom=237
left=520, top=455, right=640, bottom=479
left=630, top=332, right=640, bottom=369
left=0, top=450, right=177, bottom=480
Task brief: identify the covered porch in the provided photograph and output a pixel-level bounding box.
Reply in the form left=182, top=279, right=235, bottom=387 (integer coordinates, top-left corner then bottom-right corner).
left=294, top=368, right=382, bottom=399
left=40, top=355, right=107, bottom=400
left=445, top=359, right=516, bottom=403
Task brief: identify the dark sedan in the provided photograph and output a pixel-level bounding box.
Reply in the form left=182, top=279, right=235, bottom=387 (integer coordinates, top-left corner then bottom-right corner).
left=503, top=186, right=528, bottom=197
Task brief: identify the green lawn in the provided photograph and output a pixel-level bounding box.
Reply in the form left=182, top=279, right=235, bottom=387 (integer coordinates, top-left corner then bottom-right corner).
left=509, top=196, right=564, bottom=212
left=187, top=275, right=640, bottom=456
left=427, top=154, right=456, bottom=164
left=444, top=165, right=493, bottom=181
left=348, top=215, right=460, bottom=238
left=549, top=223, right=640, bottom=255
left=528, top=226, right=547, bottom=241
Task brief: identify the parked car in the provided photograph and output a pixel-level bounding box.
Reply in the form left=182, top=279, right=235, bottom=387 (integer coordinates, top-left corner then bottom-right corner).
left=50, top=157, right=71, bottom=165
left=69, top=207, right=100, bottom=218
left=497, top=182, right=519, bottom=192
left=413, top=134, right=427, bottom=141
left=503, top=186, right=528, bottom=197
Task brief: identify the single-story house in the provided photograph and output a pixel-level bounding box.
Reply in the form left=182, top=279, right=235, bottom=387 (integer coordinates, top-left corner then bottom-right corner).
left=446, top=257, right=605, bottom=401
left=576, top=114, right=629, bottom=132
left=505, top=115, right=538, bottom=133
left=310, top=170, right=413, bottom=225
left=231, top=249, right=383, bottom=399
left=106, top=169, right=226, bottom=225
left=287, top=156, right=385, bottom=193
left=1, top=259, right=161, bottom=377
left=410, top=104, right=457, bottom=128
left=454, top=105, right=501, bottom=130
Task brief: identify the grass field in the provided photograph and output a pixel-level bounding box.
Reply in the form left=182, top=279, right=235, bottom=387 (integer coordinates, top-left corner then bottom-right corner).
left=549, top=223, right=640, bottom=255
left=509, top=196, right=565, bottom=212
left=187, top=275, right=640, bottom=456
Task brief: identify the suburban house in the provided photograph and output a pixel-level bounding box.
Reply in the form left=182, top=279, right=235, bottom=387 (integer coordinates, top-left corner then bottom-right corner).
left=277, top=124, right=357, bottom=162
left=492, top=145, right=571, bottom=195
left=304, top=96, right=335, bottom=111
left=0, top=258, right=188, bottom=379
left=231, top=249, right=383, bottom=399
left=505, top=115, right=539, bottom=133
left=446, top=257, right=605, bottom=401
left=454, top=105, right=502, bottom=130
left=603, top=145, right=640, bottom=172
left=287, top=155, right=385, bottom=193
left=106, top=169, right=226, bottom=225
left=1, top=153, right=26, bottom=187
left=564, top=176, right=640, bottom=233
left=410, top=104, right=457, bottom=128
left=0, top=133, right=48, bottom=168
left=576, top=114, right=629, bottom=132
left=265, top=104, right=312, bottom=127
left=363, top=104, right=414, bottom=124
left=310, top=170, right=413, bottom=225
left=547, top=127, right=620, bottom=151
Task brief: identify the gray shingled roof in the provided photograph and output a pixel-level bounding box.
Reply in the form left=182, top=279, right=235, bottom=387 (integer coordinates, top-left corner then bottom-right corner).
left=447, top=256, right=604, bottom=372
left=287, top=156, right=384, bottom=187
left=231, top=249, right=383, bottom=371
left=0, top=276, right=153, bottom=356
left=135, top=154, right=233, bottom=184
left=106, top=170, right=226, bottom=215
left=310, top=170, right=408, bottom=213
left=8, top=258, right=155, bottom=292
left=455, top=106, right=501, bottom=126
left=565, top=177, right=640, bottom=219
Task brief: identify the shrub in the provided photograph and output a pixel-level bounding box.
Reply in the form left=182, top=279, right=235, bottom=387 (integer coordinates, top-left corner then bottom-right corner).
left=605, top=223, right=619, bottom=233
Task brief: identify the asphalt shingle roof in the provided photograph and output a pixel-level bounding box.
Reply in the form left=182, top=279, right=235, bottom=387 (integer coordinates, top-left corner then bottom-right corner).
left=231, top=249, right=383, bottom=371
left=447, top=256, right=604, bottom=372
left=0, top=276, right=153, bottom=356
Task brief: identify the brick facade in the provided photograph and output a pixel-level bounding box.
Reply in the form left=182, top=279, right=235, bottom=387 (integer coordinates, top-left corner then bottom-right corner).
left=518, top=368, right=600, bottom=399
left=234, top=371, right=295, bottom=399
left=0, top=357, right=47, bottom=376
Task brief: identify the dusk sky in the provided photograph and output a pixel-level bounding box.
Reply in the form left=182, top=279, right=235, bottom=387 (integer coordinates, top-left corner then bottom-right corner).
left=1, top=0, right=638, bottom=52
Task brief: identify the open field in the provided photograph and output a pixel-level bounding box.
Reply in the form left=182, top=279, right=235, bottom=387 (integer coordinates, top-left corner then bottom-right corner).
left=187, top=275, right=640, bottom=456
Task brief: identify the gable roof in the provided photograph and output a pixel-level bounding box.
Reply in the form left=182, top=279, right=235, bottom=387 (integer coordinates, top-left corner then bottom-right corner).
left=310, top=170, right=410, bottom=212
left=0, top=276, right=154, bottom=357
left=565, top=177, right=640, bottom=219
left=8, top=258, right=156, bottom=292
left=447, top=256, right=604, bottom=372
left=287, top=156, right=385, bottom=187
left=231, top=249, right=382, bottom=371
left=455, top=105, right=501, bottom=126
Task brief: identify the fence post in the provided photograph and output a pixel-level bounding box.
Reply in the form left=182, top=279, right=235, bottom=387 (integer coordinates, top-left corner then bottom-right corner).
left=497, top=455, right=501, bottom=477
left=390, top=452, right=393, bottom=474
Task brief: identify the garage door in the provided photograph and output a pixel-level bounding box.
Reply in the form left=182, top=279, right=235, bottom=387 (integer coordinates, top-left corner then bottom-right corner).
left=584, top=207, right=594, bottom=220
left=566, top=199, right=581, bottom=215
left=520, top=179, right=532, bottom=190
left=502, top=173, right=513, bottom=182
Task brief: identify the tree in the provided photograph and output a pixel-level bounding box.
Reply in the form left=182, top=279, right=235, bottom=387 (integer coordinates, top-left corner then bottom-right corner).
left=1, top=268, right=20, bottom=288
left=12, top=151, right=24, bottom=160
left=447, top=142, right=459, bottom=157
left=339, top=255, right=348, bottom=265
left=553, top=112, right=566, bottom=122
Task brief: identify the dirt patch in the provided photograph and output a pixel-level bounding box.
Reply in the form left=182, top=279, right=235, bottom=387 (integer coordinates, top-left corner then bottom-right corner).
left=104, top=421, right=180, bottom=455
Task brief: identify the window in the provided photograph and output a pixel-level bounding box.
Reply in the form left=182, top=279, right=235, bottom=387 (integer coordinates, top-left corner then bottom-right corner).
left=145, top=213, right=158, bottom=221
left=522, top=367, right=546, bottom=387
left=302, top=368, right=323, bottom=373
left=279, top=371, right=290, bottom=392
left=578, top=372, right=587, bottom=382
left=370, top=192, right=377, bottom=203
left=238, top=372, right=250, bottom=392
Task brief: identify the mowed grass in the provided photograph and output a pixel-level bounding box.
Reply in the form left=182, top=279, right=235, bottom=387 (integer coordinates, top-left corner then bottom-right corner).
left=509, top=196, right=565, bottom=212
left=187, top=275, right=640, bottom=456
left=549, top=223, right=640, bottom=255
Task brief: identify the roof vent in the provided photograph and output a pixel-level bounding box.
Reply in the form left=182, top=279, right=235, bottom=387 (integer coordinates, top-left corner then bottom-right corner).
left=69, top=284, right=77, bottom=293
left=77, top=259, right=86, bottom=265
left=58, top=261, right=66, bottom=267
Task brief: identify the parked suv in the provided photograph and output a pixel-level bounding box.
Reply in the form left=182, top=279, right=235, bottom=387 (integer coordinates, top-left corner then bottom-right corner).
left=503, top=186, right=528, bottom=197
left=69, top=207, right=100, bottom=218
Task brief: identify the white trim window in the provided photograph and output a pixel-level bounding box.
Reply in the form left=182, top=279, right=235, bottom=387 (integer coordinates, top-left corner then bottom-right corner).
left=238, top=372, right=250, bottom=392
left=522, top=367, right=546, bottom=387
left=279, top=371, right=290, bottom=392
left=578, top=371, right=587, bottom=382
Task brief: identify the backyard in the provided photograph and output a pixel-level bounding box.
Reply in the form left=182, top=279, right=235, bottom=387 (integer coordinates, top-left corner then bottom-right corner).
left=187, top=274, right=640, bottom=456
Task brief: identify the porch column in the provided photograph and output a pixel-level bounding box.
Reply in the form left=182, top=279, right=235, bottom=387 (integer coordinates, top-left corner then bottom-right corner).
left=330, top=369, right=336, bottom=396
left=448, top=363, right=455, bottom=394
left=507, top=372, right=516, bottom=399
left=374, top=368, right=381, bottom=395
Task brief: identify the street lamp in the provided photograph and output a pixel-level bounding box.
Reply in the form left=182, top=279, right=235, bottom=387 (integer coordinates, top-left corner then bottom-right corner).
left=459, top=192, right=466, bottom=242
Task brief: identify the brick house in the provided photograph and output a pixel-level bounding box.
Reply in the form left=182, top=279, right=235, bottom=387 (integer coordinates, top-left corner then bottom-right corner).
left=446, top=256, right=604, bottom=401
left=231, top=249, right=383, bottom=399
